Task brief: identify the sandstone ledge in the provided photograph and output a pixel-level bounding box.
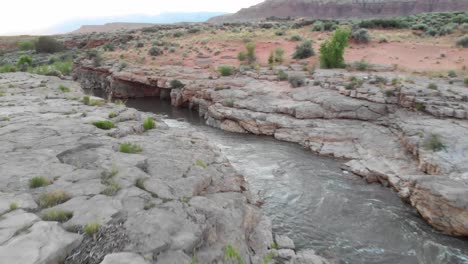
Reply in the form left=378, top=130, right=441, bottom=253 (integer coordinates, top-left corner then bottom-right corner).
left=0, top=73, right=328, bottom=264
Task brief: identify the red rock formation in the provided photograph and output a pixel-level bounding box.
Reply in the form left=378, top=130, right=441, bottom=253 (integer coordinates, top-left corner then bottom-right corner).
left=209, top=0, right=468, bottom=22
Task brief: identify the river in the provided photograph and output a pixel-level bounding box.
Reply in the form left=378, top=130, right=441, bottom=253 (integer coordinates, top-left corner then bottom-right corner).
left=126, top=97, right=468, bottom=264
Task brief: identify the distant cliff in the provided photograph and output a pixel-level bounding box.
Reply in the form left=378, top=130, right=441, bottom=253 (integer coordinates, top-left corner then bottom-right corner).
left=208, top=0, right=468, bottom=22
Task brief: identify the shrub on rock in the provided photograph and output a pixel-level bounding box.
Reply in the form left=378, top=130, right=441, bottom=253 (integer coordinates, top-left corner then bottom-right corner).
left=218, top=66, right=234, bottom=76
left=143, top=117, right=156, bottom=130
left=170, top=79, right=185, bottom=89
left=93, top=120, right=115, bottom=130
left=289, top=75, right=306, bottom=88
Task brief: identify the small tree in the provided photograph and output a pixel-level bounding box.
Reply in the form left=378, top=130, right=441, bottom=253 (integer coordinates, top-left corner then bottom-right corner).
left=245, top=42, right=256, bottom=64
left=268, top=48, right=285, bottom=65
left=35, top=36, right=64, bottom=53
left=319, top=28, right=350, bottom=69
left=293, top=40, right=314, bottom=60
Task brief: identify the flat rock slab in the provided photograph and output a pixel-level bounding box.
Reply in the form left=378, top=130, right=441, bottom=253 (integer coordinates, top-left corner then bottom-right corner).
left=100, top=252, right=149, bottom=264
left=0, top=221, right=82, bottom=264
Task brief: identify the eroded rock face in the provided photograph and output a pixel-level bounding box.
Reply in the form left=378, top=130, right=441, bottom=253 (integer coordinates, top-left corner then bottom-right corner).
left=0, top=72, right=315, bottom=264
left=73, top=64, right=468, bottom=237
left=208, top=0, right=468, bottom=22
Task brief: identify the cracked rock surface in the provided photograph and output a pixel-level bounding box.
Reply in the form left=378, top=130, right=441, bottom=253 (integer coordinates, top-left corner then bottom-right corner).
left=0, top=73, right=327, bottom=264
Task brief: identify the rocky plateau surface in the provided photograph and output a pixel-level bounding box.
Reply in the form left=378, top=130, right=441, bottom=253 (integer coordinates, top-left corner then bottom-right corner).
left=72, top=61, right=468, bottom=237
left=0, top=72, right=328, bottom=264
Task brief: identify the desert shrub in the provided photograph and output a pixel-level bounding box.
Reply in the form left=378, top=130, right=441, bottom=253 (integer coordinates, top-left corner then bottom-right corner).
left=9, top=203, right=18, bottom=211
left=245, top=43, right=256, bottom=64
left=312, top=21, right=324, bottom=31
left=18, top=41, right=35, bottom=51
left=143, top=117, right=156, bottom=130
left=268, top=48, right=285, bottom=65
left=29, top=176, right=51, bottom=188
left=289, top=35, right=302, bottom=41
left=188, top=28, right=201, bottom=34
left=103, top=43, right=115, bottom=51
left=275, top=31, right=285, bottom=36
left=359, top=18, right=406, bottom=29
left=119, top=143, right=143, bottom=154
left=428, top=83, right=438, bottom=90
left=456, top=35, right=468, bottom=48
left=218, top=66, right=234, bottom=76
left=35, top=36, right=64, bottom=53
left=237, top=51, right=247, bottom=62
left=423, top=134, right=447, bottom=152
left=170, top=79, right=185, bottom=88
left=135, top=42, right=144, bottom=48
left=224, top=244, right=244, bottom=264
left=42, top=210, right=73, bottom=222
left=293, top=40, right=314, bottom=59
left=173, top=31, right=185, bottom=38
left=320, top=29, right=350, bottom=69
left=277, top=70, right=288, bottom=81
left=84, top=223, right=100, bottom=236
left=93, top=120, right=115, bottom=130
left=448, top=70, right=457, bottom=78
left=58, top=85, right=70, bottom=93
left=352, top=28, right=370, bottom=44
left=17, top=55, right=32, bottom=66
left=0, top=64, right=16, bottom=73
left=101, top=179, right=121, bottom=196
left=289, top=75, right=306, bottom=88
left=195, top=160, right=207, bottom=169
left=148, top=47, right=163, bottom=56
left=412, top=23, right=428, bottom=31
left=356, top=60, right=369, bottom=70
left=39, top=190, right=70, bottom=208
left=464, top=77, right=468, bottom=86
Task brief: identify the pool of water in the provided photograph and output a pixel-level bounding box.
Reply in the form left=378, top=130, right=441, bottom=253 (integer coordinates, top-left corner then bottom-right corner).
left=126, top=97, right=468, bottom=264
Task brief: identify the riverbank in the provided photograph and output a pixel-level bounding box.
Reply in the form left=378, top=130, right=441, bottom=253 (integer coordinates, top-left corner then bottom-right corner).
left=73, top=61, right=468, bottom=237
left=0, top=72, right=327, bottom=264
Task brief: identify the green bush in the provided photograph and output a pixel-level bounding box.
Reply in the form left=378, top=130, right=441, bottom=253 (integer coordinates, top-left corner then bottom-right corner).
left=84, top=223, right=100, bottom=236
left=456, top=35, right=468, bottom=48
left=170, top=79, right=185, bottom=88
left=428, top=83, right=438, bottom=90
left=58, top=85, right=70, bottom=93
left=356, top=60, right=369, bottom=71
left=289, top=75, right=306, bottom=88
left=149, top=47, right=163, bottom=56
left=42, top=210, right=73, bottom=222
left=0, top=64, right=16, bottom=73
left=423, top=134, right=447, bottom=152
left=28, top=60, right=73, bottom=76
left=448, top=70, right=457, bottom=78
left=29, top=176, right=51, bottom=188
left=319, top=29, right=350, bottom=69
left=289, top=35, right=302, bottom=41
left=352, top=28, right=370, bottom=44
left=245, top=43, right=256, bottom=64
left=237, top=51, right=247, bottom=62
left=18, top=41, right=35, bottom=51
left=119, top=143, right=143, bottom=154
left=35, top=36, right=64, bottom=53
left=277, top=70, right=288, bottom=81
left=93, top=120, right=115, bottom=130
left=293, top=40, right=314, bottom=59
left=9, top=203, right=18, bottom=211
left=143, top=117, right=156, bottom=130
left=268, top=48, right=285, bottom=65
left=17, top=55, right=33, bottom=66
left=464, top=77, right=468, bottom=86
left=359, top=18, right=406, bottom=29
left=38, top=190, right=70, bottom=208
left=219, top=66, right=234, bottom=76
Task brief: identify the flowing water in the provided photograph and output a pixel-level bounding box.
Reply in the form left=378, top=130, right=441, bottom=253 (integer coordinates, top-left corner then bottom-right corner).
left=127, top=97, right=468, bottom=264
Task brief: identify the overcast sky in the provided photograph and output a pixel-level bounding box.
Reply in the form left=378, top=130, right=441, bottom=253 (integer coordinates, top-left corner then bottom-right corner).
left=0, top=0, right=264, bottom=35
